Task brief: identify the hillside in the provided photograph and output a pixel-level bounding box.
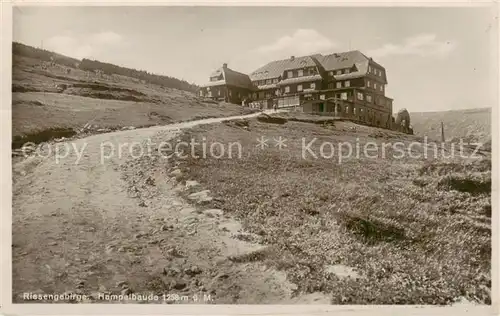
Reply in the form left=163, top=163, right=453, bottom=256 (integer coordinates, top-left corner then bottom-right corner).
left=12, top=43, right=257, bottom=149
left=410, top=108, right=491, bottom=144
left=153, top=113, right=491, bottom=304
left=13, top=42, right=198, bottom=92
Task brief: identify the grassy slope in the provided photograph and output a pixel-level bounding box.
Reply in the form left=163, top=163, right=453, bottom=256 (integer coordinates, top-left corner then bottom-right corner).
left=411, top=108, right=491, bottom=143
left=12, top=55, right=255, bottom=138
left=164, top=116, right=491, bottom=305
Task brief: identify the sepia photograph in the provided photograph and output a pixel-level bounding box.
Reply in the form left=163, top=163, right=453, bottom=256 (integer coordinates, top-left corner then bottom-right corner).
left=1, top=1, right=498, bottom=315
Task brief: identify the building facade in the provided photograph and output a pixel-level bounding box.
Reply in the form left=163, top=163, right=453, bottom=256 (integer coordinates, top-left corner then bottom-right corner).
left=198, top=63, right=254, bottom=105
left=199, top=50, right=397, bottom=129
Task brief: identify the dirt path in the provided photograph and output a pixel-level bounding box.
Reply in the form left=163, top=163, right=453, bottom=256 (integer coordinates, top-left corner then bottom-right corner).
left=12, top=111, right=328, bottom=304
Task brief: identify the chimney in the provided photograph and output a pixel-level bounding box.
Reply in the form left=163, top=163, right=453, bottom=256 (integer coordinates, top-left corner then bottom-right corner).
left=222, top=63, right=228, bottom=69
left=290, top=56, right=295, bottom=61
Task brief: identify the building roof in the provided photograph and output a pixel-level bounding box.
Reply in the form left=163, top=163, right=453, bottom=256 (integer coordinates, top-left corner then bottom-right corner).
left=317, top=50, right=387, bottom=84
left=250, top=56, right=318, bottom=81
left=202, top=50, right=388, bottom=89
left=202, top=65, right=254, bottom=89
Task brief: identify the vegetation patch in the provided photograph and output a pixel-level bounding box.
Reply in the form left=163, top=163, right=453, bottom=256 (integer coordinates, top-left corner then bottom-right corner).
left=12, top=127, right=77, bottom=149
left=437, top=173, right=491, bottom=195
left=166, top=118, right=491, bottom=305
left=256, top=114, right=288, bottom=125
left=12, top=84, right=41, bottom=93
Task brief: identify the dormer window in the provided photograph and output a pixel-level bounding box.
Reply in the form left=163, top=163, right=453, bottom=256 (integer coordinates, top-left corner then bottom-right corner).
left=273, top=78, right=278, bottom=83
left=344, top=69, right=350, bottom=74
left=336, top=70, right=342, bottom=75
left=298, top=69, right=304, bottom=77
left=287, top=71, right=293, bottom=78
left=266, top=79, right=272, bottom=85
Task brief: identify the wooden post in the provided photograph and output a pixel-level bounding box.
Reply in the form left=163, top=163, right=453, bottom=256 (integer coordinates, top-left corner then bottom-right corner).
left=441, top=121, right=445, bottom=142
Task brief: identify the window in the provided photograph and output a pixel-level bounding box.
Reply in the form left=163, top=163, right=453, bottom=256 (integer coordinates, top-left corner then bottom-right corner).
left=353, top=107, right=357, bottom=115
left=273, top=78, right=279, bottom=83
left=320, top=94, right=326, bottom=100
left=208, top=91, right=212, bottom=97
left=287, top=71, right=293, bottom=78
left=357, top=92, right=364, bottom=100
left=199, top=90, right=203, bottom=96
left=345, top=106, right=349, bottom=114
left=310, top=82, right=316, bottom=89
left=367, top=80, right=371, bottom=87
left=218, top=90, right=221, bottom=96
left=265, top=92, right=271, bottom=98
left=309, top=68, right=315, bottom=75
left=297, top=84, right=303, bottom=92
left=374, top=83, right=378, bottom=90
left=368, top=66, right=372, bottom=73
left=298, top=69, right=304, bottom=77
left=344, top=69, right=350, bottom=74
left=336, top=70, right=342, bottom=75
left=329, top=71, right=334, bottom=76
left=380, top=85, right=384, bottom=92
left=336, top=82, right=342, bottom=89
left=367, top=95, right=372, bottom=103
left=344, top=81, right=350, bottom=87
left=341, top=92, right=348, bottom=100
left=285, top=86, right=290, bottom=93
left=266, top=79, right=272, bottom=85
left=253, top=93, right=257, bottom=99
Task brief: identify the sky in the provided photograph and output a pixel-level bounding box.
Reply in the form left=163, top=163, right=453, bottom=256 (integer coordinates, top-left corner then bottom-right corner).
left=13, top=5, right=498, bottom=112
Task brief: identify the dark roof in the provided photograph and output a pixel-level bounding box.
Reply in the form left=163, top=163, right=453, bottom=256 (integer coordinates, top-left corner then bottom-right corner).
left=317, top=50, right=387, bottom=84
left=202, top=66, right=253, bottom=89
left=250, top=56, right=318, bottom=81
left=203, top=50, right=388, bottom=88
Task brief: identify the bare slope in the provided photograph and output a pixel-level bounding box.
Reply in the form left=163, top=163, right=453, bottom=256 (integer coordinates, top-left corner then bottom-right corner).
left=12, top=112, right=313, bottom=305
left=410, top=108, right=491, bottom=144
left=12, top=54, right=256, bottom=144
